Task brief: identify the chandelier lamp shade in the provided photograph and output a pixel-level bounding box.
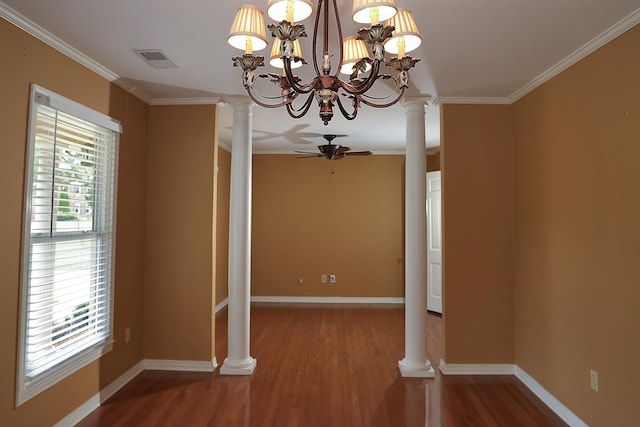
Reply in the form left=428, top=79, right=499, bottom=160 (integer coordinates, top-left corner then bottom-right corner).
left=267, top=0, right=313, bottom=22
left=227, top=5, right=269, bottom=54
left=270, top=38, right=304, bottom=68
left=384, top=8, right=422, bottom=57
left=352, top=0, right=398, bottom=24
left=340, top=36, right=372, bottom=75
left=228, top=0, right=422, bottom=125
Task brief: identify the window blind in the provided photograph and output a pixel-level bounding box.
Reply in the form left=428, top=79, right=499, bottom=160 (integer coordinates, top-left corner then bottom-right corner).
left=18, top=85, right=119, bottom=404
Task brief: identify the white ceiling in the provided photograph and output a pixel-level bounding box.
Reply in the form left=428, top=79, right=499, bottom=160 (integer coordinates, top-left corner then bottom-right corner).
left=2, top=0, right=640, bottom=153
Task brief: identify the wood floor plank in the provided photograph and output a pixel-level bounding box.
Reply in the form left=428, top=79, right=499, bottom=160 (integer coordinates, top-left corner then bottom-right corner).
left=76, top=305, right=567, bottom=427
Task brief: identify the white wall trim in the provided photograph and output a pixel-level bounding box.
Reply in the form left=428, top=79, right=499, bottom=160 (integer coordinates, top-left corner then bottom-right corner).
left=0, top=4, right=153, bottom=105
left=150, top=97, right=223, bottom=106
left=4, top=3, right=639, bottom=109
left=52, top=360, right=144, bottom=427
left=0, top=3, right=117, bottom=82
left=439, top=361, right=589, bottom=426
left=435, top=96, right=511, bottom=105
left=436, top=8, right=640, bottom=106
left=98, top=360, right=145, bottom=403
left=219, top=142, right=232, bottom=153
left=143, top=358, right=218, bottom=372
left=508, top=7, right=640, bottom=103
left=52, top=394, right=101, bottom=427
left=438, top=360, right=516, bottom=375
left=515, top=367, right=589, bottom=427
left=215, top=298, right=229, bottom=314
left=250, top=296, right=405, bottom=304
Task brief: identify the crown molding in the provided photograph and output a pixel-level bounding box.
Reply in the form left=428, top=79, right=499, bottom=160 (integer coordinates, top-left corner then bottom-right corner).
left=434, top=96, right=511, bottom=105
left=1, top=3, right=154, bottom=105
left=218, top=141, right=232, bottom=153
left=508, top=7, right=640, bottom=103
left=436, top=8, right=640, bottom=106
left=150, top=97, right=223, bottom=106
left=111, top=79, right=153, bottom=104
left=0, top=3, right=116, bottom=81
left=6, top=2, right=639, bottom=112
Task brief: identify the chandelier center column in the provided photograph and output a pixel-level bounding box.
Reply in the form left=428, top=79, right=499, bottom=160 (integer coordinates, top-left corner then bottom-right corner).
left=221, top=97, right=256, bottom=376
left=399, top=96, right=435, bottom=378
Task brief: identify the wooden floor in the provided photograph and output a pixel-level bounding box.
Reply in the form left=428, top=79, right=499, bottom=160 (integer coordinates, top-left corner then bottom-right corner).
left=77, top=305, right=566, bottom=426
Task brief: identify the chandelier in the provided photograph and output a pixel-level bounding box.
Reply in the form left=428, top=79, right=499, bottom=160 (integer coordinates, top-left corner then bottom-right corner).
left=228, top=0, right=422, bottom=125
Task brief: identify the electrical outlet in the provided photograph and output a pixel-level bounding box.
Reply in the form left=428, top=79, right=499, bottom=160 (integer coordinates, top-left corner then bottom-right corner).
left=590, top=369, right=598, bottom=392
left=329, top=274, right=336, bottom=283
left=125, top=327, right=131, bottom=344
left=321, top=274, right=328, bottom=283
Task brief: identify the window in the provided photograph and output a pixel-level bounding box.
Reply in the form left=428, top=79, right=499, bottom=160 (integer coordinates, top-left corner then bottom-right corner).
left=17, top=85, right=121, bottom=405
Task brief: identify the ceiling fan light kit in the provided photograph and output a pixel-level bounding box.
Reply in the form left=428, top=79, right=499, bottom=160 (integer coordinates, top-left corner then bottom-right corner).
left=228, top=0, right=422, bottom=125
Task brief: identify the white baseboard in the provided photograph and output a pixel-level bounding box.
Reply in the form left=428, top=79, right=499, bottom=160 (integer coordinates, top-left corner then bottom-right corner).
left=439, top=360, right=516, bottom=375
left=515, top=367, right=588, bottom=427
left=439, top=360, right=588, bottom=426
left=250, top=296, right=405, bottom=304
left=215, top=298, right=229, bottom=313
left=143, top=358, right=218, bottom=372
left=53, top=360, right=144, bottom=427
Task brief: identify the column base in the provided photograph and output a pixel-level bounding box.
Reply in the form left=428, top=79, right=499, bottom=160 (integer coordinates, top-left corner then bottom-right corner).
left=398, top=358, right=436, bottom=378
left=220, top=357, right=257, bottom=376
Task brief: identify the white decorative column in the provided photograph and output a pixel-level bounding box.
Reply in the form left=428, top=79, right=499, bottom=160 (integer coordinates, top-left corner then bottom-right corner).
left=399, top=97, right=435, bottom=378
left=221, top=97, right=256, bottom=375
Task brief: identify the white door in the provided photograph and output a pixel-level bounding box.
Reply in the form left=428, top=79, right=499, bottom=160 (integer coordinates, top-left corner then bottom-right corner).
left=427, top=171, right=442, bottom=314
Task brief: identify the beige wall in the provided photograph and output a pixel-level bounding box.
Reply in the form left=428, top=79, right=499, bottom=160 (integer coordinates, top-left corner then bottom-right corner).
left=441, top=104, right=515, bottom=364
left=144, top=105, right=217, bottom=361
left=252, top=154, right=405, bottom=297
left=5, top=8, right=639, bottom=425
left=216, top=147, right=231, bottom=305
left=513, top=24, right=640, bottom=425
left=0, top=18, right=148, bottom=426
left=427, top=151, right=441, bottom=172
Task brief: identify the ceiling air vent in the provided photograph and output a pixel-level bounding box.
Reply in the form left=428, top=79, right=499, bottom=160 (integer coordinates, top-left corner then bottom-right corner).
left=133, top=49, right=178, bottom=69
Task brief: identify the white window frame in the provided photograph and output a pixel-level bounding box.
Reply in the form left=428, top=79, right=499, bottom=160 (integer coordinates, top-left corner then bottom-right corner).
left=16, top=84, right=122, bottom=405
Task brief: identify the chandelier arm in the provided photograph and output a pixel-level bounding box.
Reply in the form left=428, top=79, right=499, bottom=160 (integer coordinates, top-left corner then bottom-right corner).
left=244, top=88, right=294, bottom=109
left=254, top=75, right=304, bottom=100
left=322, top=0, right=329, bottom=62
left=335, top=96, right=358, bottom=121
left=311, top=0, right=323, bottom=76
left=282, top=61, right=318, bottom=94
left=285, top=93, right=316, bottom=118
left=337, top=60, right=384, bottom=95
left=357, top=86, right=407, bottom=108
left=331, top=0, right=344, bottom=77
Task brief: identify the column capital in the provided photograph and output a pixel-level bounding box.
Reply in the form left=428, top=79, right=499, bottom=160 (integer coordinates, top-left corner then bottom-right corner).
left=402, top=95, right=432, bottom=110
left=224, top=95, right=255, bottom=110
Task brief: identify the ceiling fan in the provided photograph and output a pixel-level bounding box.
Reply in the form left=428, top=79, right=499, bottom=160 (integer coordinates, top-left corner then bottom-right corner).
left=295, top=135, right=372, bottom=160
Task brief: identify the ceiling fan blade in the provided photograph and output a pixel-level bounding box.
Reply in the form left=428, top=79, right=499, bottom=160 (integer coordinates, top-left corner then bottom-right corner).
left=344, top=151, right=372, bottom=156
left=294, top=150, right=320, bottom=154
left=336, top=146, right=351, bottom=153
left=296, top=154, right=323, bottom=159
